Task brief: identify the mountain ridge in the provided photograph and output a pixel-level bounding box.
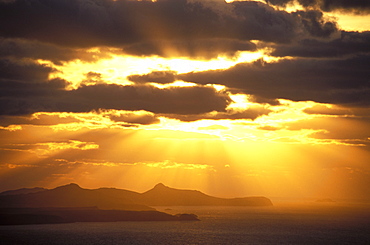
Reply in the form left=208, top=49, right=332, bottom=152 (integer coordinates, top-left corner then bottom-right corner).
left=0, top=183, right=273, bottom=209
left=0, top=187, right=47, bottom=196
left=140, top=183, right=273, bottom=206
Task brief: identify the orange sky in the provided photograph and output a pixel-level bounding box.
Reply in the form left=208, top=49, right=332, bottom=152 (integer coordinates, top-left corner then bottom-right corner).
left=0, top=0, right=369, bottom=200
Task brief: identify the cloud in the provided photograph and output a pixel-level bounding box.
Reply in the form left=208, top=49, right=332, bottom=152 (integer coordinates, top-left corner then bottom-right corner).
left=0, top=140, right=99, bottom=158
left=285, top=116, right=370, bottom=147
left=266, top=0, right=370, bottom=14
left=0, top=110, right=161, bottom=128
left=138, top=160, right=214, bottom=171
left=292, top=10, right=338, bottom=38
left=179, top=55, right=370, bottom=107
left=0, top=58, right=54, bottom=82
left=0, top=78, right=68, bottom=115
left=271, top=31, right=370, bottom=58
left=303, top=104, right=354, bottom=116
left=0, top=75, right=231, bottom=115
left=122, top=38, right=257, bottom=59
left=128, top=71, right=178, bottom=84
left=160, top=106, right=272, bottom=122
left=69, top=84, right=231, bottom=115
left=0, top=113, right=80, bottom=127
left=316, top=0, right=370, bottom=13
left=0, top=0, right=339, bottom=59
left=304, top=104, right=370, bottom=117
left=106, top=110, right=160, bottom=125
left=0, top=55, right=232, bottom=117
left=0, top=38, right=108, bottom=64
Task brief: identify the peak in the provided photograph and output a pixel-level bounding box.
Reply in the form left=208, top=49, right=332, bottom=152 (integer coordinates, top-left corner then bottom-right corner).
left=66, top=183, right=81, bottom=187
left=154, top=183, right=167, bottom=188
left=56, top=183, right=82, bottom=190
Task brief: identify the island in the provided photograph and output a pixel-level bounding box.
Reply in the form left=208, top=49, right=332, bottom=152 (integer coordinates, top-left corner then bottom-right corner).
left=0, top=183, right=273, bottom=225
left=0, top=207, right=199, bottom=225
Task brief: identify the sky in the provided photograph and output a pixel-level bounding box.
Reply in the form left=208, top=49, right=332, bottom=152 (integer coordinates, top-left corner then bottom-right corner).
left=0, top=0, right=369, bottom=200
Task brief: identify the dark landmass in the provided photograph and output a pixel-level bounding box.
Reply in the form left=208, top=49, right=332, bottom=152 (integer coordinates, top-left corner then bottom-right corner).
left=0, top=183, right=273, bottom=225
left=0, top=207, right=199, bottom=225
left=139, top=183, right=273, bottom=206
left=0, top=183, right=153, bottom=211
left=0, top=183, right=273, bottom=209
left=0, top=187, right=47, bottom=196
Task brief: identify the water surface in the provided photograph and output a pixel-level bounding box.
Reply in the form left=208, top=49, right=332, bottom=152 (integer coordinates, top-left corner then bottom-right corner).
left=1, top=202, right=369, bottom=244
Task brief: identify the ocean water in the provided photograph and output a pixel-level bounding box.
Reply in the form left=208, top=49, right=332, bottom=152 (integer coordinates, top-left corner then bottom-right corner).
left=1, top=203, right=369, bottom=245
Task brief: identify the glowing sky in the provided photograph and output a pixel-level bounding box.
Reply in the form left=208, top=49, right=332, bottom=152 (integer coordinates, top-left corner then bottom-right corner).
left=0, top=0, right=369, bottom=200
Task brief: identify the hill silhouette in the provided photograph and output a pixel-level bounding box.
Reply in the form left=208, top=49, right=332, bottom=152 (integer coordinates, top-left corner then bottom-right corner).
left=0, top=187, right=46, bottom=196
left=0, top=183, right=152, bottom=211
left=139, top=183, right=273, bottom=206
left=0, top=183, right=273, bottom=210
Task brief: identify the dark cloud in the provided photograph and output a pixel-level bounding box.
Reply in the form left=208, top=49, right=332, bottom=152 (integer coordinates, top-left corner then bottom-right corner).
left=0, top=58, right=67, bottom=116
left=0, top=111, right=160, bottom=127
left=0, top=114, right=80, bottom=127
left=68, top=84, right=231, bottom=115
left=317, top=0, right=370, bottom=13
left=178, top=55, right=370, bottom=107
left=0, top=38, right=108, bottom=64
left=266, top=0, right=370, bottom=14
left=265, top=0, right=291, bottom=7
left=160, top=107, right=272, bottom=122
left=0, top=0, right=339, bottom=58
left=162, top=105, right=272, bottom=122
left=123, top=39, right=257, bottom=59
left=228, top=1, right=307, bottom=42
left=108, top=111, right=160, bottom=125
left=0, top=58, right=54, bottom=82
left=0, top=78, right=67, bottom=115
left=0, top=77, right=231, bottom=115
left=0, top=0, right=368, bottom=122
left=0, top=55, right=231, bottom=118
left=292, top=10, right=337, bottom=38
left=271, top=31, right=370, bottom=58
left=128, top=71, right=177, bottom=84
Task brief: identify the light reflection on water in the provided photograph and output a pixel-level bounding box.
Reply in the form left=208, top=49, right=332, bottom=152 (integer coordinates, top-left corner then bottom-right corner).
left=1, top=203, right=369, bottom=245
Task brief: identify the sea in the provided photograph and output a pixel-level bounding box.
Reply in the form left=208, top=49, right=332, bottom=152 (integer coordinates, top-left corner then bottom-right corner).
left=1, top=202, right=369, bottom=245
